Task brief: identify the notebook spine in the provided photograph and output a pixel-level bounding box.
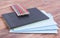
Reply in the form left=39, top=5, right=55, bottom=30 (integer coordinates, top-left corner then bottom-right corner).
left=11, top=4, right=29, bottom=16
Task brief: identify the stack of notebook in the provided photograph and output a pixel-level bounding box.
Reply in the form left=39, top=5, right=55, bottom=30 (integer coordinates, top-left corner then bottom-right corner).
left=2, top=4, right=58, bottom=33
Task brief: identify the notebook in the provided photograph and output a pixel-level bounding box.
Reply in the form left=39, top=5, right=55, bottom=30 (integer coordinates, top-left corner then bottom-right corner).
left=2, top=8, right=49, bottom=29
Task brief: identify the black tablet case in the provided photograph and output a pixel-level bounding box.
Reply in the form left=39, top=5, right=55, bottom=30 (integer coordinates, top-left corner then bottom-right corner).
left=2, top=8, right=49, bottom=29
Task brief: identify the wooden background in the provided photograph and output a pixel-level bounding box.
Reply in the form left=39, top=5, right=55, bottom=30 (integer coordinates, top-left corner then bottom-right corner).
left=0, top=0, right=60, bottom=38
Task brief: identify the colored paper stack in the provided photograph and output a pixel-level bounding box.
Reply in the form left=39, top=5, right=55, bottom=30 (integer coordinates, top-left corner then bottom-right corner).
left=2, top=4, right=59, bottom=33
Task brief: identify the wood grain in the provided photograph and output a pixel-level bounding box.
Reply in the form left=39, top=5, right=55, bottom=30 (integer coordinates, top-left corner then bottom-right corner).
left=0, top=0, right=60, bottom=38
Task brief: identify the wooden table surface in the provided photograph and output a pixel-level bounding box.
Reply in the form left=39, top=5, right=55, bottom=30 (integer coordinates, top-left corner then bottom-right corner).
left=0, top=0, right=60, bottom=38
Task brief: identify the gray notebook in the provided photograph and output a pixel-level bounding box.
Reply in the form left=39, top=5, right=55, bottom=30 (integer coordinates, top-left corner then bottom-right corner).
left=2, top=8, right=49, bottom=29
